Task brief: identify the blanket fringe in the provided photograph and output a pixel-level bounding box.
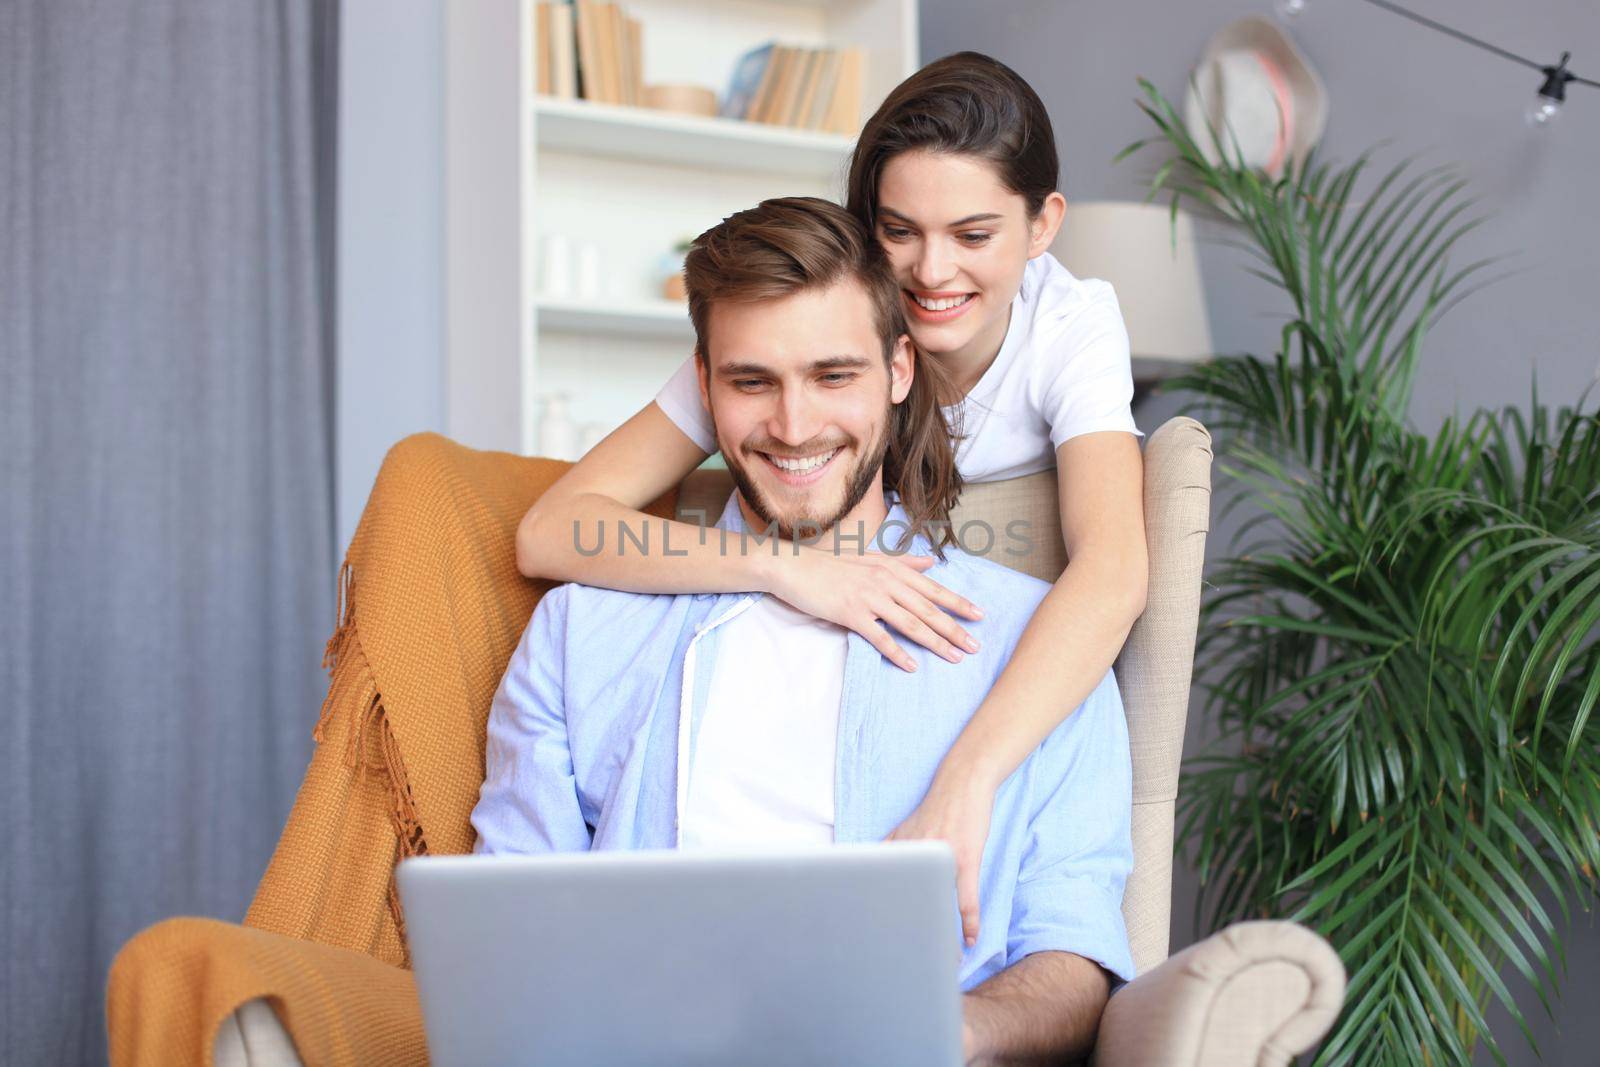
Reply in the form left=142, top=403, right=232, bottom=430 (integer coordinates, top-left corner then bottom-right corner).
left=310, top=556, right=428, bottom=966
left=388, top=841, right=415, bottom=967
left=374, top=700, right=426, bottom=967
left=381, top=714, right=429, bottom=861
left=313, top=559, right=357, bottom=744
left=342, top=685, right=382, bottom=770
left=321, top=558, right=356, bottom=672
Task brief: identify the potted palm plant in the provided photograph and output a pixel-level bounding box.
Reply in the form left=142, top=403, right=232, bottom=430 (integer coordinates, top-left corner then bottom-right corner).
left=1120, top=81, right=1600, bottom=1065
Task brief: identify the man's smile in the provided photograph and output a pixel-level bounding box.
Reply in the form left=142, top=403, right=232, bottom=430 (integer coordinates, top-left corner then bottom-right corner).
left=756, top=447, right=842, bottom=486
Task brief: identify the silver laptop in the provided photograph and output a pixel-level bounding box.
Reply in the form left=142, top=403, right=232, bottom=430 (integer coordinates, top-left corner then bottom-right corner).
left=397, top=842, right=964, bottom=1067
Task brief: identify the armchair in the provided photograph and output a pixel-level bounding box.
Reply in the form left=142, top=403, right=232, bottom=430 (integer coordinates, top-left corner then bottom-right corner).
left=107, top=417, right=1345, bottom=1065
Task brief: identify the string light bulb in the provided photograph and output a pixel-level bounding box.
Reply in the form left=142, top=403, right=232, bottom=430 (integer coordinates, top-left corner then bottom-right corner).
left=1526, top=52, right=1576, bottom=128
left=1311, top=1, right=1600, bottom=129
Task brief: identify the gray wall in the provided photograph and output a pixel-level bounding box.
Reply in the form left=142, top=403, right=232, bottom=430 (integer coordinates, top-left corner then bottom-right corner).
left=921, top=2, right=1599, bottom=1062
left=925, top=0, right=1599, bottom=425
left=336, top=0, right=446, bottom=554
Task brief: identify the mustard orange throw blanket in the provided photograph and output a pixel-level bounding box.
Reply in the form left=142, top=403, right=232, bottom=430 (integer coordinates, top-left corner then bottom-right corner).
left=107, top=434, right=677, bottom=1065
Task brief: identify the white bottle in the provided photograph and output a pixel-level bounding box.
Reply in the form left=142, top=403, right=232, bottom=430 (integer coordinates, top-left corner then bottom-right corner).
left=575, top=242, right=602, bottom=300
left=538, top=393, right=578, bottom=461
left=540, top=234, right=573, bottom=298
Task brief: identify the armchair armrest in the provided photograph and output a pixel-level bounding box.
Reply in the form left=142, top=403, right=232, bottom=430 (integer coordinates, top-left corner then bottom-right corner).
left=108, top=917, right=426, bottom=1067
left=214, top=1000, right=304, bottom=1067
left=1093, top=920, right=1346, bottom=1067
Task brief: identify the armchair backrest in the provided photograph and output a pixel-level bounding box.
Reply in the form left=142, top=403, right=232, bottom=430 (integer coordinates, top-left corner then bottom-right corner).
left=681, top=416, right=1213, bottom=974
left=246, top=420, right=1208, bottom=978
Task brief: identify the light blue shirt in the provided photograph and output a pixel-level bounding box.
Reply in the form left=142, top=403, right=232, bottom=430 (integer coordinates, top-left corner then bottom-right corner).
left=472, top=493, right=1137, bottom=990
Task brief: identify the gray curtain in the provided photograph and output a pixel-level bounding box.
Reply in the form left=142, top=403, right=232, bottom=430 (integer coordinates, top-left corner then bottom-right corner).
left=2, top=2, right=338, bottom=1063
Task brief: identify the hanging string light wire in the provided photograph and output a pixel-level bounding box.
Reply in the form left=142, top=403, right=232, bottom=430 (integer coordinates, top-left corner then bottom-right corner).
left=1353, top=0, right=1599, bottom=125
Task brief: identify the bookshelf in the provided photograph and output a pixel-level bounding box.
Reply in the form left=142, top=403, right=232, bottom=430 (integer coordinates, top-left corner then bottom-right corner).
left=442, top=0, right=918, bottom=460
left=533, top=97, right=857, bottom=179
left=534, top=294, right=696, bottom=339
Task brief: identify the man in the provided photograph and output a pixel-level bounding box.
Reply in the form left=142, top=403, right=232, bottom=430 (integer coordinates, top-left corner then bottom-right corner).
left=472, top=197, right=1134, bottom=1064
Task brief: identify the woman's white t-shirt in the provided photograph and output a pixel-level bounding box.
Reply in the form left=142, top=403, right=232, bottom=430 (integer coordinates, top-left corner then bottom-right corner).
left=652, top=252, right=1142, bottom=483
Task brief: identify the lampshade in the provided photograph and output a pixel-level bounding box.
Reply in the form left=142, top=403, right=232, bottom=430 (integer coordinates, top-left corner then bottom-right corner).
left=1050, top=200, right=1214, bottom=363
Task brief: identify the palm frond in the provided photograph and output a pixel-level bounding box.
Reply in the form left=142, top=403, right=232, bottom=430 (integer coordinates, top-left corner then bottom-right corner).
left=1126, top=81, right=1600, bottom=1065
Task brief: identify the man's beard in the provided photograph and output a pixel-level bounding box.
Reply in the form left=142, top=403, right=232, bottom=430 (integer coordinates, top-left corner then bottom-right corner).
left=720, top=411, right=891, bottom=543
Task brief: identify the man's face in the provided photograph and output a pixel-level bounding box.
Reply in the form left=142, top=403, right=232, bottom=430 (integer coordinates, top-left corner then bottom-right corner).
left=697, top=279, right=912, bottom=541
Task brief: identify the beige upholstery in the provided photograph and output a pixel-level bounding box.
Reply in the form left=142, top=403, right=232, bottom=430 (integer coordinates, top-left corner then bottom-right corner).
left=217, top=416, right=1345, bottom=1065
left=685, top=417, right=1209, bottom=971
left=682, top=416, right=1346, bottom=1063
left=213, top=1001, right=302, bottom=1067
left=1095, top=920, right=1348, bottom=1067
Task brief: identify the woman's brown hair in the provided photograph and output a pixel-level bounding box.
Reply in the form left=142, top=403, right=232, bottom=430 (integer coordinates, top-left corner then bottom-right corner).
left=846, top=51, right=1060, bottom=229
left=684, top=196, right=962, bottom=552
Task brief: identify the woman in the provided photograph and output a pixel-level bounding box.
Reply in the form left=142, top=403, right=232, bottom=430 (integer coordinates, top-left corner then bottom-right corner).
left=516, top=52, right=1148, bottom=947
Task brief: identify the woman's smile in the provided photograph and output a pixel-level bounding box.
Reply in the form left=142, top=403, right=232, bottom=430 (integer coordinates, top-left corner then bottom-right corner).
left=904, top=289, right=979, bottom=324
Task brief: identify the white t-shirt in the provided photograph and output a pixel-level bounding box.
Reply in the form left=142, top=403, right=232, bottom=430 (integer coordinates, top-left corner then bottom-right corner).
left=679, top=595, right=845, bottom=849
left=653, top=252, right=1143, bottom=483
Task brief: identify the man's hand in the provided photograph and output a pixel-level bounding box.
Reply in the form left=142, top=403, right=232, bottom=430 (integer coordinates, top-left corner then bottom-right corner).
left=886, top=770, right=998, bottom=946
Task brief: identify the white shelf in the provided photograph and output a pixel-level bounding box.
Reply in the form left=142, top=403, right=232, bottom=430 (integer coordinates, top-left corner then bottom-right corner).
left=536, top=294, right=693, bottom=339
left=533, top=96, right=855, bottom=179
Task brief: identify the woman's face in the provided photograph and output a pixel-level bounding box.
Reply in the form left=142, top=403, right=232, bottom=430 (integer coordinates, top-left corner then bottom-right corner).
left=873, top=150, right=1059, bottom=371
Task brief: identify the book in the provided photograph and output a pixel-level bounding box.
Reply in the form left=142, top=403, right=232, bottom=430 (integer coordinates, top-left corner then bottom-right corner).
left=574, top=1, right=602, bottom=102
left=758, top=46, right=800, bottom=125
left=779, top=48, right=810, bottom=127
left=778, top=46, right=810, bottom=124
left=789, top=48, right=826, bottom=128
left=780, top=48, right=814, bottom=126
left=549, top=4, right=578, bottom=99
left=608, top=5, right=633, bottom=106
left=625, top=16, right=643, bottom=106
left=746, top=45, right=787, bottom=123
left=720, top=42, right=774, bottom=120
left=802, top=49, right=841, bottom=130
left=536, top=3, right=552, bottom=96
left=821, top=47, right=864, bottom=135
left=596, top=3, right=621, bottom=104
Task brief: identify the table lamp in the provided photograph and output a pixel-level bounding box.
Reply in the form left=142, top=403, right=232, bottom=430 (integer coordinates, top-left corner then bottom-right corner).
left=1050, top=200, right=1214, bottom=403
